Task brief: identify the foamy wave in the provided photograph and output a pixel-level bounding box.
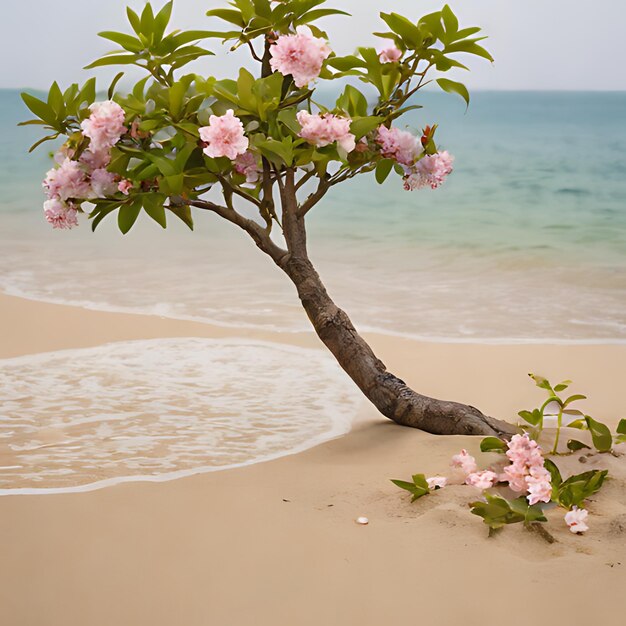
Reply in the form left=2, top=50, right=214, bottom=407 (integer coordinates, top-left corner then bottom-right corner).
left=0, top=338, right=362, bottom=495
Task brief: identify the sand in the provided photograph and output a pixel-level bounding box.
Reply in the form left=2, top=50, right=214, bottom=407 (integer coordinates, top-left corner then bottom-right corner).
left=0, top=293, right=625, bottom=626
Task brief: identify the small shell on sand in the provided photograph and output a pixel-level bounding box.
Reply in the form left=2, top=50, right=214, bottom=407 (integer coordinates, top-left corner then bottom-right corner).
left=355, top=516, right=369, bottom=525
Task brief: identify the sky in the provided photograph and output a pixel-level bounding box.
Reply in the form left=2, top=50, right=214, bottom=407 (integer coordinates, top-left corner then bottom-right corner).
left=2, top=0, right=625, bottom=91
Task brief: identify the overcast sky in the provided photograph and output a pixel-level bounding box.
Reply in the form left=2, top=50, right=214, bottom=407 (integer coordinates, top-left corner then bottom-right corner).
left=2, top=0, right=625, bottom=91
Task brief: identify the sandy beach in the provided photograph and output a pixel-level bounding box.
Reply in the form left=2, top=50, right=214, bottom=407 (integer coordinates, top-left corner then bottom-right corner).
left=1, top=292, right=624, bottom=625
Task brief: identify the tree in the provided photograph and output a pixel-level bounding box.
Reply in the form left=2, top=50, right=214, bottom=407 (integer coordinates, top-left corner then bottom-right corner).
left=22, top=1, right=515, bottom=437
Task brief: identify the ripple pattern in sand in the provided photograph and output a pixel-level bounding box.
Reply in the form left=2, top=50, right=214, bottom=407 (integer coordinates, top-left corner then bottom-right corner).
left=0, top=338, right=361, bottom=494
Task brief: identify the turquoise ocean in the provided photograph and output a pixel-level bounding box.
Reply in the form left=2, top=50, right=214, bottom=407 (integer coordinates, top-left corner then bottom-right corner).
left=1, top=88, right=625, bottom=343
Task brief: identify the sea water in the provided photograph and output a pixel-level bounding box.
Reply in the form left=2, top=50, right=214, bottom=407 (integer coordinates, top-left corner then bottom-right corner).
left=1, top=89, right=625, bottom=342
left=1, top=90, right=625, bottom=492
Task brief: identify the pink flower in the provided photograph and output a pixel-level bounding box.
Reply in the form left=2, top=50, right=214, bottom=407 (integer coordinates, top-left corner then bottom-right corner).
left=506, top=434, right=544, bottom=467
left=564, top=507, right=589, bottom=534
left=376, top=125, right=421, bottom=166
left=451, top=449, right=477, bottom=475
left=403, top=151, right=454, bottom=191
left=270, top=26, right=331, bottom=88
left=526, top=465, right=553, bottom=505
left=90, top=168, right=118, bottom=198
left=379, top=46, right=402, bottom=63
left=43, top=158, right=91, bottom=201
left=465, top=470, right=498, bottom=490
left=426, top=476, right=447, bottom=490
left=501, top=464, right=529, bottom=493
left=80, top=100, right=127, bottom=152
left=43, top=199, right=78, bottom=230
left=118, top=179, right=133, bottom=195
left=199, top=110, right=249, bottom=160
left=80, top=149, right=111, bottom=171
left=296, top=111, right=356, bottom=153
left=234, top=151, right=261, bottom=184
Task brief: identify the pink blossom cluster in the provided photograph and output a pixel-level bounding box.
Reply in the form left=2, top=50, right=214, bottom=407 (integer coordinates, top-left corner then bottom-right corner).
left=502, top=434, right=552, bottom=505
left=564, top=507, right=589, bottom=534
left=42, top=100, right=132, bottom=229
left=376, top=125, right=421, bottom=166
left=451, top=449, right=477, bottom=475
left=296, top=111, right=356, bottom=153
left=451, top=450, right=499, bottom=489
left=80, top=100, right=127, bottom=153
left=379, top=46, right=403, bottom=63
left=270, top=26, right=331, bottom=88
left=199, top=110, right=249, bottom=160
left=234, top=151, right=261, bottom=184
left=403, top=151, right=454, bottom=191
left=43, top=198, right=78, bottom=230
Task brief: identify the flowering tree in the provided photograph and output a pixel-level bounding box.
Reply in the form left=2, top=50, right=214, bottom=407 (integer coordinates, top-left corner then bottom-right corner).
left=22, top=1, right=515, bottom=437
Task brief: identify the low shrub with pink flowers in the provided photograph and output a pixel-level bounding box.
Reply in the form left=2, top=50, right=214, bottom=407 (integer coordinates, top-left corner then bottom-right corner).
left=393, top=375, right=625, bottom=539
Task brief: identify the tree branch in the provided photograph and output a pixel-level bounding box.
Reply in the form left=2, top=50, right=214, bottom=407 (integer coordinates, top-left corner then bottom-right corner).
left=217, top=175, right=262, bottom=209
left=189, top=199, right=287, bottom=264
left=297, top=176, right=331, bottom=217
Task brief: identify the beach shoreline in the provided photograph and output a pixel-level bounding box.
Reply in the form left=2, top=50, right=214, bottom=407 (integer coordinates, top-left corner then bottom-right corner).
left=1, top=292, right=625, bottom=625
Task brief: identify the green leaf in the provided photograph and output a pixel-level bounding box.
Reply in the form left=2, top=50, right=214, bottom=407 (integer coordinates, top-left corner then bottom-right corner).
left=98, top=31, right=144, bottom=52
left=277, top=108, right=301, bottom=134
left=91, top=205, right=120, bottom=231
left=256, top=138, right=293, bottom=166
left=237, top=68, right=257, bottom=112
left=567, top=439, right=591, bottom=452
left=153, top=1, right=173, bottom=44
left=84, top=54, right=138, bottom=70
left=436, top=78, right=470, bottom=108
left=375, top=159, right=394, bottom=184
left=140, top=3, right=155, bottom=41
left=326, top=55, right=367, bottom=72
left=28, top=133, right=60, bottom=153
left=584, top=416, right=613, bottom=452
left=554, top=380, right=573, bottom=392
left=126, top=7, right=142, bottom=36
left=206, top=8, right=246, bottom=27
left=391, top=473, right=430, bottom=502
left=168, top=204, right=194, bottom=230
left=297, top=8, right=350, bottom=24
left=47, top=82, right=65, bottom=118
left=616, top=418, right=626, bottom=435
left=118, top=202, right=142, bottom=234
left=169, top=81, right=188, bottom=120
left=567, top=418, right=587, bottom=430
left=529, top=373, right=554, bottom=393
left=480, top=437, right=507, bottom=453
left=557, top=469, right=608, bottom=509
left=518, top=409, right=542, bottom=426
left=543, top=459, right=562, bottom=487
left=21, top=92, right=57, bottom=126
left=337, top=84, right=368, bottom=117
left=469, top=494, right=546, bottom=530
left=159, top=174, right=185, bottom=195
left=441, top=4, right=459, bottom=37
left=380, top=12, right=422, bottom=48
left=563, top=394, right=586, bottom=407
left=108, top=72, right=125, bottom=100
left=350, top=116, right=380, bottom=139
left=142, top=194, right=167, bottom=228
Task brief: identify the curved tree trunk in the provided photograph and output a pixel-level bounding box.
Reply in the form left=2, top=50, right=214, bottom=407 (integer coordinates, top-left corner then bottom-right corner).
left=276, top=172, right=516, bottom=438
left=190, top=170, right=517, bottom=438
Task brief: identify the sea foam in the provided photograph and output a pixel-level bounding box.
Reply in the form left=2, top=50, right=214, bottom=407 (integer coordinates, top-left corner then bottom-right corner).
left=0, top=338, right=362, bottom=495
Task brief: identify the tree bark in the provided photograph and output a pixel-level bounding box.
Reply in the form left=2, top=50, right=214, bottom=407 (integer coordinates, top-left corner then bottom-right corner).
left=275, top=171, right=516, bottom=438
